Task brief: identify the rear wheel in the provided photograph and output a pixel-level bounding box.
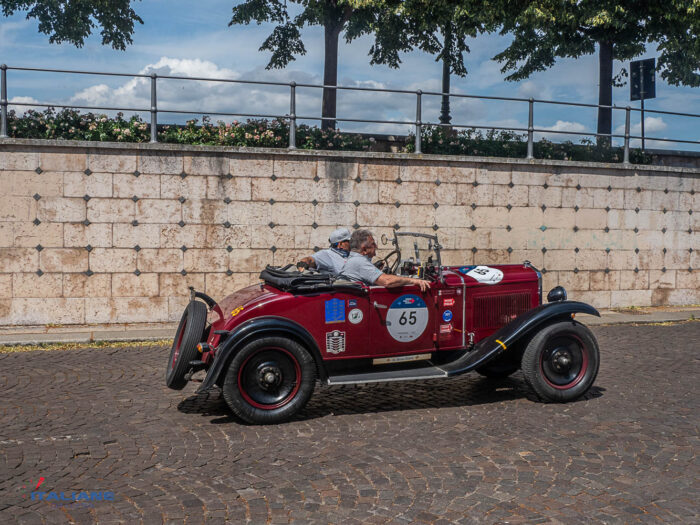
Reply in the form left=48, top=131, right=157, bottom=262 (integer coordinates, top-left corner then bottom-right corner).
left=165, top=300, right=207, bottom=390
left=223, top=336, right=316, bottom=424
left=521, top=320, right=599, bottom=402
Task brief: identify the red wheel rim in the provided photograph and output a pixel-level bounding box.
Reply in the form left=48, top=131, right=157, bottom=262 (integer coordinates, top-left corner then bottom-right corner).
left=238, top=347, right=302, bottom=410
left=539, top=334, right=589, bottom=390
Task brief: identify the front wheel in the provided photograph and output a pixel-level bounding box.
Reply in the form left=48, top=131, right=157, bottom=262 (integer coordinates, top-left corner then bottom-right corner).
left=521, top=321, right=599, bottom=402
left=166, top=300, right=208, bottom=390
left=222, top=337, right=316, bottom=424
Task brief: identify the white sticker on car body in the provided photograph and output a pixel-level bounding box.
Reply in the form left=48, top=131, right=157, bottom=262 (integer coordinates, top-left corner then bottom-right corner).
left=464, top=265, right=504, bottom=284
left=386, top=294, right=429, bottom=342
left=348, top=308, right=363, bottom=324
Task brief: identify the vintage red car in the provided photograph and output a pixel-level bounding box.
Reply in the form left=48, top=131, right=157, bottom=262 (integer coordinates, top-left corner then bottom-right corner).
left=166, top=232, right=600, bottom=424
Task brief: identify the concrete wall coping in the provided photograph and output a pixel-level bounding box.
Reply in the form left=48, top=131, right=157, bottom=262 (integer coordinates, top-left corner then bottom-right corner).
left=2, top=138, right=699, bottom=176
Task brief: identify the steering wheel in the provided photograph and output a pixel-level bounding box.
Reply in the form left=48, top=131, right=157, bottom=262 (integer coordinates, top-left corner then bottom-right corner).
left=374, top=250, right=399, bottom=274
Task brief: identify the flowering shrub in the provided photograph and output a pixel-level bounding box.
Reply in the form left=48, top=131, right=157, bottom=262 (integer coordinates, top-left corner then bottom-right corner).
left=7, top=108, right=650, bottom=163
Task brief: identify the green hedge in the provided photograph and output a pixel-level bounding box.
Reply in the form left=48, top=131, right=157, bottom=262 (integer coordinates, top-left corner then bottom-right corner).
left=7, top=108, right=651, bottom=163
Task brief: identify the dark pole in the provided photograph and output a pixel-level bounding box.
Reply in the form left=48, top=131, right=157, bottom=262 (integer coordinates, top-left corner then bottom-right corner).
left=439, top=23, right=452, bottom=126
left=640, top=62, right=646, bottom=151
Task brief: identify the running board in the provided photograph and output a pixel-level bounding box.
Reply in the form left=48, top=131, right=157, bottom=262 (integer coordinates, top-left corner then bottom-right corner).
left=327, top=366, right=447, bottom=385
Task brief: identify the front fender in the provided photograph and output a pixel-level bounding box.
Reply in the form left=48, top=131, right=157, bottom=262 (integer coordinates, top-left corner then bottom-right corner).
left=196, top=316, right=324, bottom=393
left=444, top=301, right=599, bottom=376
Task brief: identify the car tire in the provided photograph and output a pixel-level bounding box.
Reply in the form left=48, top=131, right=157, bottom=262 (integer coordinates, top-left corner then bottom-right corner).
left=165, top=300, right=208, bottom=390
left=475, top=352, right=521, bottom=379
left=521, top=320, right=599, bottom=402
left=222, top=336, right=316, bottom=425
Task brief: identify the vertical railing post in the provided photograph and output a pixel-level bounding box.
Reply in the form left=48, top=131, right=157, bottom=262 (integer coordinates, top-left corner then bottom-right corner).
left=0, top=65, right=8, bottom=138
left=415, top=90, right=422, bottom=154
left=150, top=73, right=158, bottom=143
left=623, top=106, right=631, bottom=165
left=289, top=81, right=296, bottom=149
left=526, top=97, right=534, bottom=159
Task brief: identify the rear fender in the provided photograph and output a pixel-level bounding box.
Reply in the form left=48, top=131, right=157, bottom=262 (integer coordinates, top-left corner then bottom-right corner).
left=446, top=301, right=599, bottom=376
left=196, top=316, right=325, bottom=393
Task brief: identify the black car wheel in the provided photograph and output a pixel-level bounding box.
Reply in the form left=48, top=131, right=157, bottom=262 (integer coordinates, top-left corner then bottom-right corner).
left=521, top=320, right=599, bottom=402
left=223, top=336, right=316, bottom=424
left=165, top=300, right=207, bottom=390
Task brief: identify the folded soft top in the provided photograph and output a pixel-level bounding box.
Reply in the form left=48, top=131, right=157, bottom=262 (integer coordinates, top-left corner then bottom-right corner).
left=259, top=265, right=364, bottom=294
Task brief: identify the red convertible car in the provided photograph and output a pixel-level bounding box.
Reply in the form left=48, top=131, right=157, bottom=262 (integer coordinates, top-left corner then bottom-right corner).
left=166, top=232, right=600, bottom=424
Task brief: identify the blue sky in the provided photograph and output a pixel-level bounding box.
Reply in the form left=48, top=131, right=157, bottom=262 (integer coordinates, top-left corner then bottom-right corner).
left=1, top=0, right=698, bottom=150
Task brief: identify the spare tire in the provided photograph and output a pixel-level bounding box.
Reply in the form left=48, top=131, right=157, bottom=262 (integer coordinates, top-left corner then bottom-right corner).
left=166, top=300, right=207, bottom=390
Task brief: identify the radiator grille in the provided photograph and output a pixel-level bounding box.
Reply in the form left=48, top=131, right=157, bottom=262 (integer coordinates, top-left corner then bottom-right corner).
left=473, top=292, right=531, bottom=329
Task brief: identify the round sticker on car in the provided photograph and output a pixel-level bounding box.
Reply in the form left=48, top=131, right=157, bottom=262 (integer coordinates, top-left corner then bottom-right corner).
left=348, top=308, right=363, bottom=324
left=460, top=265, right=504, bottom=284
left=386, top=294, right=429, bottom=342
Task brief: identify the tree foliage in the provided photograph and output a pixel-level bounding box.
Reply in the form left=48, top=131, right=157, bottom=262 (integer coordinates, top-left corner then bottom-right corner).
left=1, top=0, right=143, bottom=50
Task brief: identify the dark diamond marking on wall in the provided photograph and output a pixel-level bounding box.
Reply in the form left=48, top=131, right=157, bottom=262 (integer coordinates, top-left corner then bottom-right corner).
left=690, top=210, right=693, bottom=215
left=576, top=184, right=581, bottom=190
left=395, top=177, right=402, bottom=185
left=313, top=175, right=320, bottom=182
left=542, top=268, right=547, bottom=273
left=506, top=204, right=512, bottom=211
left=85, top=269, right=93, bottom=277
left=134, top=269, right=141, bottom=276
left=635, top=248, right=640, bottom=254
left=223, top=221, right=231, bottom=228
left=270, top=246, right=277, bottom=253
left=354, top=223, right=360, bottom=229
left=178, top=220, right=185, bottom=227
left=604, top=268, right=610, bottom=274
left=604, top=227, right=610, bottom=232
left=180, top=245, right=187, bottom=252
left=224, top=197, right=231, bottom=204
left=541, top=204, right=547, bottom=212
left=36, top=269, right=43, bottom=276
left=690, top=189, right=695, bottom=195
left=84, top=169, right=92, bottom=176
left=509, top=182, right=515, bottom=188
left=133, top=170, right=140, bottom=177
left=226, top=246, right=233, bottom=253
left=634, top=227, right=639, bottom=233
left=393, top=224, right=400, bottom=230
left=662, top=248, right=667, bottom=254
left=33, top=193, right=41, bottom=201
left=269, top=198, right=276, bottom=205
left=690, top=248, right=694, bottom=253
left=664, top=188, right=668, bottom=194
left=181, top=270, right=187, bottom=276
left=226, top=270, right=233, bottom=276
left=435, top=179, right=441, bottom=186
left=394, top=201, right=401, bottom=208
left=132, top=220, right=139, bottom=226
left=636, top=187, right=641, bottom=193
left=574, top=206, right=579, bottom=212
left=662, top=267, right=667, bottom=273
left=575, top=247, right=579, bottom=253
left=432, top=224, right=439, bottom=231
left=355, top=176, right=362, bottom=183
left=226, top=173, right=233, bottom=180
left=573, top=226, right=579, bottom=232
left=36, top=244, right=43, bottom=252
left=541, top=247, right=547, bottom=253
left=132, top=195, right=139, bottom=202
left=179, top=196, right=186, bottom=204
left=353, top=200, right=360, bottom=207
left=540, top=225, right=547, bottom=232
left=543, top=183, right=548, bottom=189
left=134, top=245, right=141, bottom=252
left=270, top=174, right=277, bottom=181
left=35, top=167, right=42, bottom=174
left=33, top=218, right=41, bottom=226
left=635, top=207, right=640, bottom=213
left=85, top=245, right=93, bottom=252
left=689, top=228, right=693, bottom=234
left=83, top=194, right=91, bottom=202
left=268, top=222, right=276, bottom=229
left=662, top=227, right=667, bottom=233
left=433, top=202, right=439, bottom=209
left=83, top=219, right=90, bottom=226
left=663, top=208, right=667, bottom=214
left=507, top=247, right=513, bottom=253
left=607, top=185, right=612, bottom=192
left=605, top=206, right=610, bottom=212
left=309, top=199, right=318, bottom=206
left=471, top=247, right=477, bottom=253
left=180, top=171, right=187, bottom=179
left=634, top=267, right=639, bottom=273
left=506, top=225, right=512, bottom=231
left=473, top=181, right=479, bottom=187
left=311, top=222, right=318, bottom=229
left=605, top=247, right=611, bottom=253
left=470, top=225, right=476, bottom=231
left=689, top=267, right=693, bottom=272
left=313, top=246, right=320, bottom=253
left=471, top=203, right=477, bottom=210
left=574, top=268, right=579, bottom=274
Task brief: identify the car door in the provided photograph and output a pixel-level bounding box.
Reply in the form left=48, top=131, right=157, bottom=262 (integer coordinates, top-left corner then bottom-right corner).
left=366, top=284, right=437, bottom=359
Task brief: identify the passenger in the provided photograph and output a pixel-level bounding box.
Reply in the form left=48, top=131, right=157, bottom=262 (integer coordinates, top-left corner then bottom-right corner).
left=340, top=229, right=431, bottom=292
left=296, top=227, right=351, bottom=276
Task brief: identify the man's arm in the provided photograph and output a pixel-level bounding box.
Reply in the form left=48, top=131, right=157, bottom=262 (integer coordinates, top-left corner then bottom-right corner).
left=375, top=273, right=431, bottom=293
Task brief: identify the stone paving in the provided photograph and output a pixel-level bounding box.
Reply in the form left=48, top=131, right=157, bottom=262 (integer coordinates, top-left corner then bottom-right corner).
left=0, top=322, right=698, bottom=524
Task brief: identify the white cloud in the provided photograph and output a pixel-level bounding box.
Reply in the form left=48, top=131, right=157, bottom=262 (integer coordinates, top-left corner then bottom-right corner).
left=8, top=96, right=42, bottom=114
left=614, top=116, right=671, bottom=148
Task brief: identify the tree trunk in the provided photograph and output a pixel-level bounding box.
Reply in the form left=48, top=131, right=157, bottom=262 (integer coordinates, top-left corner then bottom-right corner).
left=597, top=40, right=613, bottom=147
left=322, top=22, right=341, bottom=131
left=439, top=24, right=453, bottom=126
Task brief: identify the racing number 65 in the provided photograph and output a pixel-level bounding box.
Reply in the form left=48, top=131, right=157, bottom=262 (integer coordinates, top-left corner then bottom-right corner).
left=399, top=311, right=417, bottom=325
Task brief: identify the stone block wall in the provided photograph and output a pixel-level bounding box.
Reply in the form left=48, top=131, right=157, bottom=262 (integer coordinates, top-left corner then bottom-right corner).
left=0, top=139, right=698, bottom=326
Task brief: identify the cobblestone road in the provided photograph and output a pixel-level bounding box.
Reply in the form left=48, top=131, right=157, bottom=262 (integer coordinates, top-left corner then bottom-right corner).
left=1, top=322, right=698, bottom=524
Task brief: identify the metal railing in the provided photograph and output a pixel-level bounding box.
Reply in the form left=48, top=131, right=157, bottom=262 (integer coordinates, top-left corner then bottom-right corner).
left=1, top=64, right=699, bottom=164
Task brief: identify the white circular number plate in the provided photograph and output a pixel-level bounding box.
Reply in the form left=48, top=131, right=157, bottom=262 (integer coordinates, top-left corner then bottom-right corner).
left=386, top=294, right=429, bottom=342
left=348, top=308, right=363, bottom=324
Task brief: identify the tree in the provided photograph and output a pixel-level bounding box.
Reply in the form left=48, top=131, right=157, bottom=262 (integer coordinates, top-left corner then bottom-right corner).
left=368, top=1, right=495, bottom=125
left=495, top=1, right=700, bottom=146
left=1, top=0, right=143, bottom=50
left=231, top=0, right=398, bottom=130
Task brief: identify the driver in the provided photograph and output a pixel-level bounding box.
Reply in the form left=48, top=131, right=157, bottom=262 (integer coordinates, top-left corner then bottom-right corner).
left=296, top=227, right=351, bottom=275
left=340, top=229, right=431, bottom=292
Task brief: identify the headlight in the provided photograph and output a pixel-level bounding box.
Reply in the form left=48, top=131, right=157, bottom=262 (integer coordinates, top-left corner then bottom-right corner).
left=547, top=286, right=567, bottom=302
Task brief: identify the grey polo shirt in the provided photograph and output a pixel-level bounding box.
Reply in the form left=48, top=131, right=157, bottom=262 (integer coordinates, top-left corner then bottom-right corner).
left=312, top=248, right=347, bottom=275
left=339, top=251, right=383, bottom=285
